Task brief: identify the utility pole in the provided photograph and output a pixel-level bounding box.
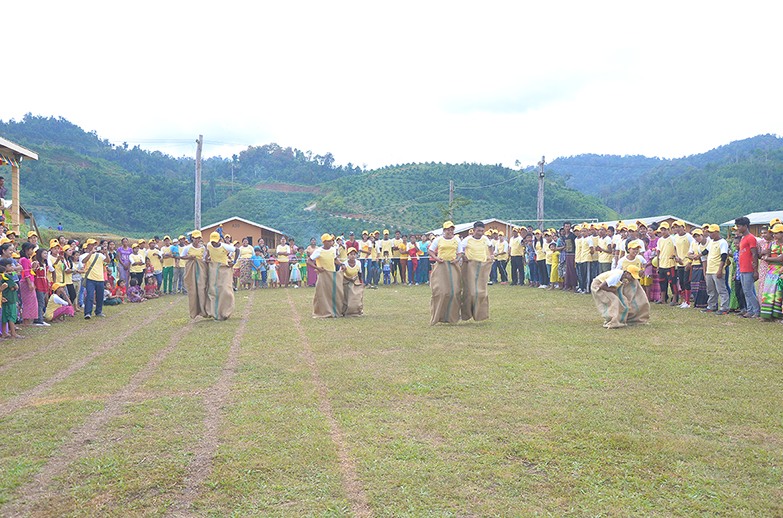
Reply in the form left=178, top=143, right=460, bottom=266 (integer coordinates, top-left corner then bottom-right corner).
left=195, top=135, right=203, bottom=230
left=449, top=180, right=454, bottom=220
left=231, top=161, right=234, bottom=192
left=537, top=156, right=545, bottom=231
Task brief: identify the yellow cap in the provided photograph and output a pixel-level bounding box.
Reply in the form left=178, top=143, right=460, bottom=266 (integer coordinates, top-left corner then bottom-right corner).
left=163, top=235, right=171, bottom=241
left=210, top=232, right=221, bottom=242
left=692, top=228, right=703, bottom=236
left=772, top=224, right=783, bottom=233
left=628, top=240, right=643, bottom=249
left=224, top=234, right=231, bottom=240
left=708, top=224, right=720, bottom=232
left=701, top=223, right=710, bottom=229
left=362, top=230, right=368, bottom=235
left=132, top=242, right=139, bottom=248
left=627, top=224, right=638, bottom=231
left=347, top=247, right=357, bottom=254
left=770, top=218, right=781, bottom=227
left=27, top=231, right=37, bottom=238
left=383, top=230, right=390, bottom=234
left=86, top=238, right=98, bottom=245
left=62, top=244, right=71, bottom=251
left=624, top=264, right=641, bottom=280
left=499, top=231, right=504, bottom=236
left=178, top=235, right=186, bottom=240
left=658, top=222, right=669, bottom=229
left=574, top=225, right=582, bottom=231
left=321, top=233, right=333, bottom=242
left=49, top=238, right=61, bottom=247
left=600, top=223, right=608, bottom=229
left=191, top=230, right=202, bottom=239
left=11, top=252, right=19, bottom=258
left=51, top=282, right=65, bottom=291
left=138, top=239, right=146, bottom=244
left=0, top=237, right=10, bottom=245
left=673, top=220, right=685, bottom=227
left=443, top=221, right=455, bottom=229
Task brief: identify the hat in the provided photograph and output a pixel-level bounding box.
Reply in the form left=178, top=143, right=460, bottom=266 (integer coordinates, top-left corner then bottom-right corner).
left=11, top=252, right=19, bottom=258
left=321, top=233, right=333, bottom=242
left=362, top=230, right=368, bottom=235
left=627, top=240, right=643, bottom=249
left=708, top=224, right=720, bottom=233
left=772, top=224, right=783, bottom=233
left=383, top=230, right=390, bottom=235
left=498, top=231, right=504, bottom=236
left=600, top=223, right=608, bottom=229
left=191, top=230, right=202, bottom=239
left=49, top=238, right=61, bottom=248
left=224, top=234, right=231, bottom=240
left=347, top=247, right=357, bottom=254
left=51, top=282, right=65, bottom=291
left=692, top=228, right=703, bottom=236
left=574, top=225, right=582, bottom=231
left=132, top=242, right=139, bottom=248
left=86, top=238, right=97, bottom=245
left=701, top=223, right=710, bottom=229
left=62, top=244, right=71, bottom=251
left=770, top=218, right=782, bottom=227
left=233, top=241, right=240, bottom=246
left=624, top=264, right=641, bottom=280
left=210, top=232, right=221, bottom=242
left=163, top=235, right=171, bottom=241
left=658, top=222, right=669, bottom=229
left=0, top=237, right=10, bottom=245
left=442, top=221, right=455, bottom=229
left=627, top=224, right=638, bottom=231
left=178, top=235, right=186, bottom=240
left=138, top=239, right=146, bottom=244
left=673, top=220, right=685, bottom=227
left=27, top=231, right=37, bottom=238
left=6, top=230, right=16, bottom=236
left=349, top=231, right=355, bottom=235
left=534, top=229, right=542, bottom=234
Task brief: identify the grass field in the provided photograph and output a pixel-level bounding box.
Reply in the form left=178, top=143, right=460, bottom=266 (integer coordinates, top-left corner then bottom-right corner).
left=0, top=285, right=781, bottom=517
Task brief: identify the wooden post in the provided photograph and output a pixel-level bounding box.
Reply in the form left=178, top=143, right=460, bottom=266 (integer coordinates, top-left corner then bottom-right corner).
left=449, top=180, right=454, bottom=221
left=537, top=156, right=545, bottom=231
left=195, top=135, right=203, bottom=230
left=12, top=163, right=20, bottom=236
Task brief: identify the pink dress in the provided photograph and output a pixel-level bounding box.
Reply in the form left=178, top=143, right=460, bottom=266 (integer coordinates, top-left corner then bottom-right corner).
left=757, top=238, right=769, bottom=306
left=19, top=257, right=38, bottom=320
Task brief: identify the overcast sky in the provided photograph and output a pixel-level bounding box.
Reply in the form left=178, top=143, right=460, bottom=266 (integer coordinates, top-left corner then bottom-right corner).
left=4, top=1, right=781, bottom=169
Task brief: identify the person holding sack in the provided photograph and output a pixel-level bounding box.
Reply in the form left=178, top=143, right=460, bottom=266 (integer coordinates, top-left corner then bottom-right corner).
left=79, top=239, right=107, bottom=320
left=428, top=221, right=463, bottom=325
left=181, top=231, right=209, bottom=319
left=204, top=232, right=237, bottom=321
left=458, top=221, right=495, bottom=322
left=307, top=233, right=344, bottom=318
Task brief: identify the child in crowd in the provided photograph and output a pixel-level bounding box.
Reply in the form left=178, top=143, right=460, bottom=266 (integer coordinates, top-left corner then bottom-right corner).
left=0, top=260, right=22, bottom=339
left=251, top=247, right=267, bottom=288
left=33, top=248, right=50, bottom=326
left=104, top=279, right=126, bottom=305
left=268, top=259, right=278, bottom=288
left=289, top=255, right=302, bottom=288
left=144, top=276, right=160, bottom=299
left=127, top=279, right=145, bottom=303
left=382, top=251, right=392, bottom=285
left=45, top=283, right=75, bottom=322
left=548, top=242, right=561, bottom=290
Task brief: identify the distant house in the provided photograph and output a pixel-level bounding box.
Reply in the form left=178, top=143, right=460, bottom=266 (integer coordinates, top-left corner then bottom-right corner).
left=429, top=218, right=515, bottom=239
left=200, top=217, right=287, bottom=248
left=720, top=211, right=783, bottom=236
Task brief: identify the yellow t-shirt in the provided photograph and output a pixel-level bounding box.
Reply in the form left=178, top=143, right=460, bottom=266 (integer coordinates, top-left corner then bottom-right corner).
left=52, top=260, right=66, bottom=284
left=589, top=236, right=599, bottom=261
left=359, top=240, right=372, bottom=259
left=208, top=243, right=233, bottom=266
left=545, top=247, right=554, bottom=265
left=574, top=238, right=584, bottom=263
left=234, top=245, right=254, bottom=270
left=370, top=243, right=378, bottom=261
left=129, top=253, right=145, bottom=273
left=187, top=245, right=205, bottom=258
left=434, top=237, right=459, bottom=261
left=148, top=249, right=163, bottom=271
left=337, top=246, right=348, bottom=263
left=161, top=246, right=176, bottom=268
left=597, top=236, right=613, bottom=264
left=315, top=247, right=337, bottom=272
left=84, top=253, right=106, bottom=282
left=463, top=236, right=491, bottom=262
left=690, top=241, right=706, bottom=266
left=509, top=236, right=524, bottom=256
left=674, top=234, right=693, bottom=266
left=380, top=239, right=393, bottom=256
left=706, top=239, right=727, bottom=275
left=620, top=256, right=641, bottom=271
left=495, top=240, right=509, bottom=261
left=344, top=261, right=361, bottom=278
left=658, top=236, right=676, bottom=269
left=276, top=245, right=291, bottom=262
left=391, top=238, right=403, bottom=258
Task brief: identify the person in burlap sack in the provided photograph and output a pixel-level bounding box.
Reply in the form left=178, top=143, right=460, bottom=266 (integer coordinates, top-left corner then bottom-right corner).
left=428, top=221, right=463, bottom=325
left=307, top=233, right=345, bottom=318
left=458, top=221, right=495, bottom=322
left=591, top=264, right=650, bottom=328
left=180, top=231, right=209, bottom=319
left=341, top=247, right=364, bottom=317
left=204, top=232, right=237, bottom=321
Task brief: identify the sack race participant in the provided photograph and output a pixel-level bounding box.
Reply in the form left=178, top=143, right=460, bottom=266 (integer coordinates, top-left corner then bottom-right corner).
left=307, top=234, right=344, bottom=318
left=458, top=221, right=494, bottom=322
left=591, top=264, right=650, bottom=329
left=342, top=248, right=364, bottom=317
left=205, top=232, right=237, bottom=321
left=181, top=231, right=209, bottom=319
left=428, top=221, right=462, bottom=325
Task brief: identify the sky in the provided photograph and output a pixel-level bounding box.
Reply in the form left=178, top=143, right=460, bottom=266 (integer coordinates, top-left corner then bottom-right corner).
left=3, top=1, right=781, bottom=170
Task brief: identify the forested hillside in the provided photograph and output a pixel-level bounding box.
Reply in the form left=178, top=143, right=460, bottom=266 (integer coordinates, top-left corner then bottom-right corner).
left=550, top=134, right=783, bottom=196
left=600, top=147, right=783, bottom=224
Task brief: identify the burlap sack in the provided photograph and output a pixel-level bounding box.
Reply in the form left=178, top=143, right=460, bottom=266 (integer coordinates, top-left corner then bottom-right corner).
left=460, top=259, right=492, bottom=322
left=313, top=270, right=345, bottom=318
left=207, top=262, right=235, bottom=321
left=342, top=276, right=364, bottom=317
left=430, top=261, right=462, bottom=325
left=183, top=258, right=209, bottom=319
left=591, top=277, right=649, bottom=328
left=620, top=278, right=650, bottom=325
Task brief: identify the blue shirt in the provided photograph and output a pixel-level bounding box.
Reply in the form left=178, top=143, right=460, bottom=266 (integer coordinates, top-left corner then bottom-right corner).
left=251, top=255, right=266, bottom=271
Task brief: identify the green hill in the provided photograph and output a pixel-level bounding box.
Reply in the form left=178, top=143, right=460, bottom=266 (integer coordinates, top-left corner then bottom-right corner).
left=2, top=114, right=618, bottom=241
left=549, top=134, right=783, bottom=196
